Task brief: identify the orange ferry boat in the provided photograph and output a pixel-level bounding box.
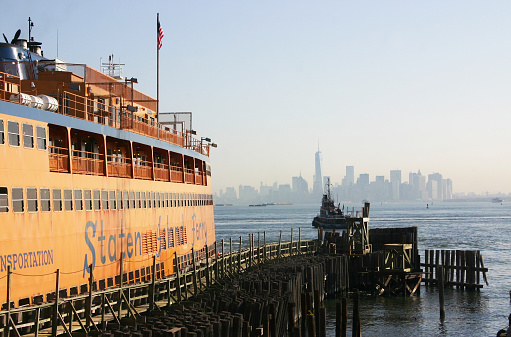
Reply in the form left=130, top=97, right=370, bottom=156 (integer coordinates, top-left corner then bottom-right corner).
left=0, top=28, right=215, bottom=307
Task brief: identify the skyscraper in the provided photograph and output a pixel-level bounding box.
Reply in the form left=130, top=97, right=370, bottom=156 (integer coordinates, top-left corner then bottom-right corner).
left=390, top=169, right=401, bottom=200
left=313, top=149, right=323, bottom=197
left=342, top=166, right=355, bottom=187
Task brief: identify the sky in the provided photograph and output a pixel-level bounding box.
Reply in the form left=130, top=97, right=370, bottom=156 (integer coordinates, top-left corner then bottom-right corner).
left=3, top=1, right=510, bottom=195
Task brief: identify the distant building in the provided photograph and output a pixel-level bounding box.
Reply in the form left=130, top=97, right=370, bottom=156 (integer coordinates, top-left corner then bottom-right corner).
left=390, top=170, right=401, bottom=200
left=312, top=149, right=323, bottom=198
left=427, top=173, right=443, bottom=200
left=342, top=166, right=355, bottom=187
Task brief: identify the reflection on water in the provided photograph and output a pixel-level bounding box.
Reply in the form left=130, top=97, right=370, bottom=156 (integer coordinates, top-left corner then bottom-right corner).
left=214, top=202, right=511, bottom=336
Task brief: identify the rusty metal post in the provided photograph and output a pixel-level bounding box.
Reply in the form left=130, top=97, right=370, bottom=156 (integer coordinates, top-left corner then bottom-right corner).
left=174, top=252, right=182, bottom=302
left=86, top=264, right=93, bottom=330
left=52, top=269, right=60, bottom=337
left=4, top=266, right=11, bottom=337
left=118, top=254, right=124, bottom=322
left=214, top=240, right=219, bottom=281
left=205, top=244, right=211, bottom=287
left=278, top=230, right=282, bottom=259
left=221, top=239, right=225, bottom=278
left=298, top=228, right=302, bottom=254
left=257, top=232, right=261, bottom=265
left=290, top=228, right=294, bottom=256
left=149, top=255, right=156, bottom=310
left=263, top=231, right=267, bottom=262
left=191, top=247, right=198, bottom=295
left=229, top=237, right=233, bottom=275
left=238, top=236, right=242, bottom=273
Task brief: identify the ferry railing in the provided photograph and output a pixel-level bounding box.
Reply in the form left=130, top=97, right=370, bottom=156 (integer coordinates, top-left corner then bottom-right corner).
left=0, top=229, right=319, bottom=337
left=170, top=166, right=184, bottom=183
left=0, top=70, right=21, bottom=103
left=58, top=91, right=190, bottom=152
left=1, top=68, right=208, bottom=156
left=48, top=146, right=69, bottom=173
left=195, top=172, right=203, bottom=185
left=133, top=159, right=152, bottom=180
left=184, top=168, right=194, bottom=184
left=153, top=163, right=170, bottom=182
left=71, top=149, right=105, bottom=175
left=106, top=156, right=132, bottom=178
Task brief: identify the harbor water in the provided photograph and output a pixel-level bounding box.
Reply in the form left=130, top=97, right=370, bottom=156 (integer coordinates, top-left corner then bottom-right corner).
left=214, top=201, right=511, bottom=336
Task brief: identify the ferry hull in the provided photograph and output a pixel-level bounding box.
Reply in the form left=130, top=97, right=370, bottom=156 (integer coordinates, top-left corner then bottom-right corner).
left=0, top=100, right=215, bottom=306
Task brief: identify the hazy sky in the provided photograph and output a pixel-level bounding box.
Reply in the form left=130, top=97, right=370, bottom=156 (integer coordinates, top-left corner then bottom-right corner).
left=4, top=1, right=510, bottom=195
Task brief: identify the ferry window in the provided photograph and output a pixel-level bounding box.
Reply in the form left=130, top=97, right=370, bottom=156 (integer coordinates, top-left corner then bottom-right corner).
left=136, top=191, right=141, bottom=208
left=101, top=190, right=108, bottom=210
left=53, top=189, right=62, bottom=211
left=84, top=190, right=92, bottom=211
left=147, top=191, right=152, bottom=208
left=74, top=189, right=83, bottom=211
left=27, top=188, right=38, bottom=212
left=64, top=189, right=73, bottom=211
left=152, top=192, right=156, bottom=208
left=12, top=187, right=24, bottom=213
left=130, top=191, right=135, bottom=209
left=117, top=191, right=123, bottom=210
left=40, top=188, right=50, bottom=212
left=165, top=192, right=169, bottom=208
left=93, top=190, right=100, bottom=210
left=23, top=124, right=34, bottom=148
left=36, top=126, right=47, bottom=150
left=0, top=187, right=8, bottom=212
left=124, top=191, right=129, bottom=209
left=0, top=120, right=4, bottom=145
left=8, top=121, right=19, bottom=146
left=141, top=192, right=146, bottom=208
left=170, top=193, right=173, bottom=207
left=109, top=191, right=116, bottom=210
left=156, top=192, right=160, bottom=208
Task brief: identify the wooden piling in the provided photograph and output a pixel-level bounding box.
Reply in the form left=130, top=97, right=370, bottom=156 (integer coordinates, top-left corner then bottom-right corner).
left=319, top=307, right=327, bottom=337
left=438, top=266, right=445, bottom=320
left=352, top=290, right=361, bottom=337
left=307, top=313, right=316, bottom=337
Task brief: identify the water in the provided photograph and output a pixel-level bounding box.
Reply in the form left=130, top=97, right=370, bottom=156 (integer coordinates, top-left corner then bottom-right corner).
left=214, top=201, right=511, bottom=336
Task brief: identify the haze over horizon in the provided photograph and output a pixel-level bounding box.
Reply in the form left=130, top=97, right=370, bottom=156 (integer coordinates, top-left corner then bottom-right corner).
left=4, top=1, right=510, bottom=195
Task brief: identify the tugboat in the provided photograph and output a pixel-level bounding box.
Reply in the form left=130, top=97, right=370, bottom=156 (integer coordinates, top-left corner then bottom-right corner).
left=312, top=178, right=347, bottom=229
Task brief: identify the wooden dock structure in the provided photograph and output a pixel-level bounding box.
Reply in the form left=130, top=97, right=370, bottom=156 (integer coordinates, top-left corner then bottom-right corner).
left=421, top=249, right=489, bottom=290
left=0, top=222, right=491, bottom=336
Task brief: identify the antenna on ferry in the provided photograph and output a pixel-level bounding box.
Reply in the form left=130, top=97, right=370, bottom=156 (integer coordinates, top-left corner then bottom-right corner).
left=28, top=17, right=34, bottom=42
left=2, top=34, right=7, bottom=43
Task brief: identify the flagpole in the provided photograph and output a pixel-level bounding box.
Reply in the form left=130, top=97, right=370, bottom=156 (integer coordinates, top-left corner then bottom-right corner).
left=156, top=13, right=160, bottom=124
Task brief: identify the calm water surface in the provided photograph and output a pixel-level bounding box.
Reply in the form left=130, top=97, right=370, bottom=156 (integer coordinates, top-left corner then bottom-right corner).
left=214, top=201, right=511, bottom=336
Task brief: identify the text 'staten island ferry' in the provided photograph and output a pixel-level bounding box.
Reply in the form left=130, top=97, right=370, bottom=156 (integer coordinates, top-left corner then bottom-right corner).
left=0, top=25, right=215, bottom=307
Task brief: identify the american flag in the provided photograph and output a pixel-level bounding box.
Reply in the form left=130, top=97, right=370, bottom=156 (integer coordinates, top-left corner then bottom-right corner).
left=157, top=19, right=164, bottom=50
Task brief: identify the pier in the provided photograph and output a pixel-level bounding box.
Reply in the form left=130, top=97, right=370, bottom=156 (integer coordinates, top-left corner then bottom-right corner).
left=0, top=223, right=489, bottom=336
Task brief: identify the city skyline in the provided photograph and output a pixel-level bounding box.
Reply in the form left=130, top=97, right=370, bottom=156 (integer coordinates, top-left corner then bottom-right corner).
left=215, top=165, right=458, bottom=205
left=4, top=1, right=509, bottom=196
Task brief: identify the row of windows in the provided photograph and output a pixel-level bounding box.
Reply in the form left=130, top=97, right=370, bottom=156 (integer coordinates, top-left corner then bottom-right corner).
left=0, top=119, right=47, bottom=150
left=0, top=187, right=213, bottom=213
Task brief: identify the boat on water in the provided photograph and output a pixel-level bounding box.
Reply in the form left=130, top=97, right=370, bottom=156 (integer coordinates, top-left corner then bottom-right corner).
left=0, top=23, right=216, bottom=307
left=492, top=197, right=503, bottom=203
left=312, top=178, right=346, bottom=229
